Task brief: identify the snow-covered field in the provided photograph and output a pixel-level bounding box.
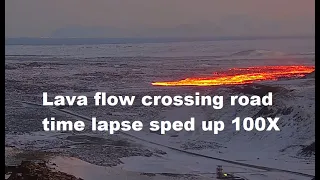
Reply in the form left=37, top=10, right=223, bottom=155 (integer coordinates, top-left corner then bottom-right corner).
left=5, top=38, right=315, bottom=179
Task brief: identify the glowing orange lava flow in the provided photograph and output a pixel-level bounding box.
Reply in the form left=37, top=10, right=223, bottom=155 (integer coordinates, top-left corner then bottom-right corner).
left=152, top=65, right=315, bottom=86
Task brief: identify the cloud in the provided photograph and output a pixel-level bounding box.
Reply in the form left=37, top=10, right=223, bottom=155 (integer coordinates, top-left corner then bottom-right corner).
left=5, top=0, right=315, bottom=37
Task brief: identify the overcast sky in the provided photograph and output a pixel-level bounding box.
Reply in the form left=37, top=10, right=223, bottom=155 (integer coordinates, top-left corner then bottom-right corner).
left=5, top=0, right=315, bottom=38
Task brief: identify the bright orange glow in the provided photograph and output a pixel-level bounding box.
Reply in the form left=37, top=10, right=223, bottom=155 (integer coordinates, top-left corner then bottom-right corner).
left=152, top=65, right=314, bottom=86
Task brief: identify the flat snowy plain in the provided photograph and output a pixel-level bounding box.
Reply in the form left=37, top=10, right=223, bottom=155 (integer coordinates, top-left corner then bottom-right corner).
left=5, top=37, right=315, bottom=179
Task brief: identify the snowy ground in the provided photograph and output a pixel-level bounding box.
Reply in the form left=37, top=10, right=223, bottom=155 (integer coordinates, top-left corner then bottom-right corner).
left=5, top=39, right=315, bottom=180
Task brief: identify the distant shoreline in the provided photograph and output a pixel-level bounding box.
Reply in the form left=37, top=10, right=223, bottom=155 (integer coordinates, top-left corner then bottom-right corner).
left=5, top=35, right=314, bottom=46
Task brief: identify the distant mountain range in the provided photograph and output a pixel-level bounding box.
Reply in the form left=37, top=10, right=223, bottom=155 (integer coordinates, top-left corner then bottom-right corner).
left=5, top=35, right=314, bottom=45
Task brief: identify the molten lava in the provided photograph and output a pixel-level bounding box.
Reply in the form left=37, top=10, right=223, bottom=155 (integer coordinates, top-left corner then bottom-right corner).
left=152, top=65, right=314, bottom=86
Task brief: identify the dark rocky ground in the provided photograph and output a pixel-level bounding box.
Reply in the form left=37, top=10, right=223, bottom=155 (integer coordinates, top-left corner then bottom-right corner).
left=6, top=161, right=83, bottom=180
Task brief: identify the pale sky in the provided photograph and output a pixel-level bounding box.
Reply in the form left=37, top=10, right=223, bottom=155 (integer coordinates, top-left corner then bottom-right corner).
left=5, top=0, right=315, bottom=38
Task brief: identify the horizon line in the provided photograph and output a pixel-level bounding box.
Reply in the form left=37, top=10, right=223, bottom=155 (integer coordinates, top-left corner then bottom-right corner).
left=5, top=35, right=314, bottom=46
